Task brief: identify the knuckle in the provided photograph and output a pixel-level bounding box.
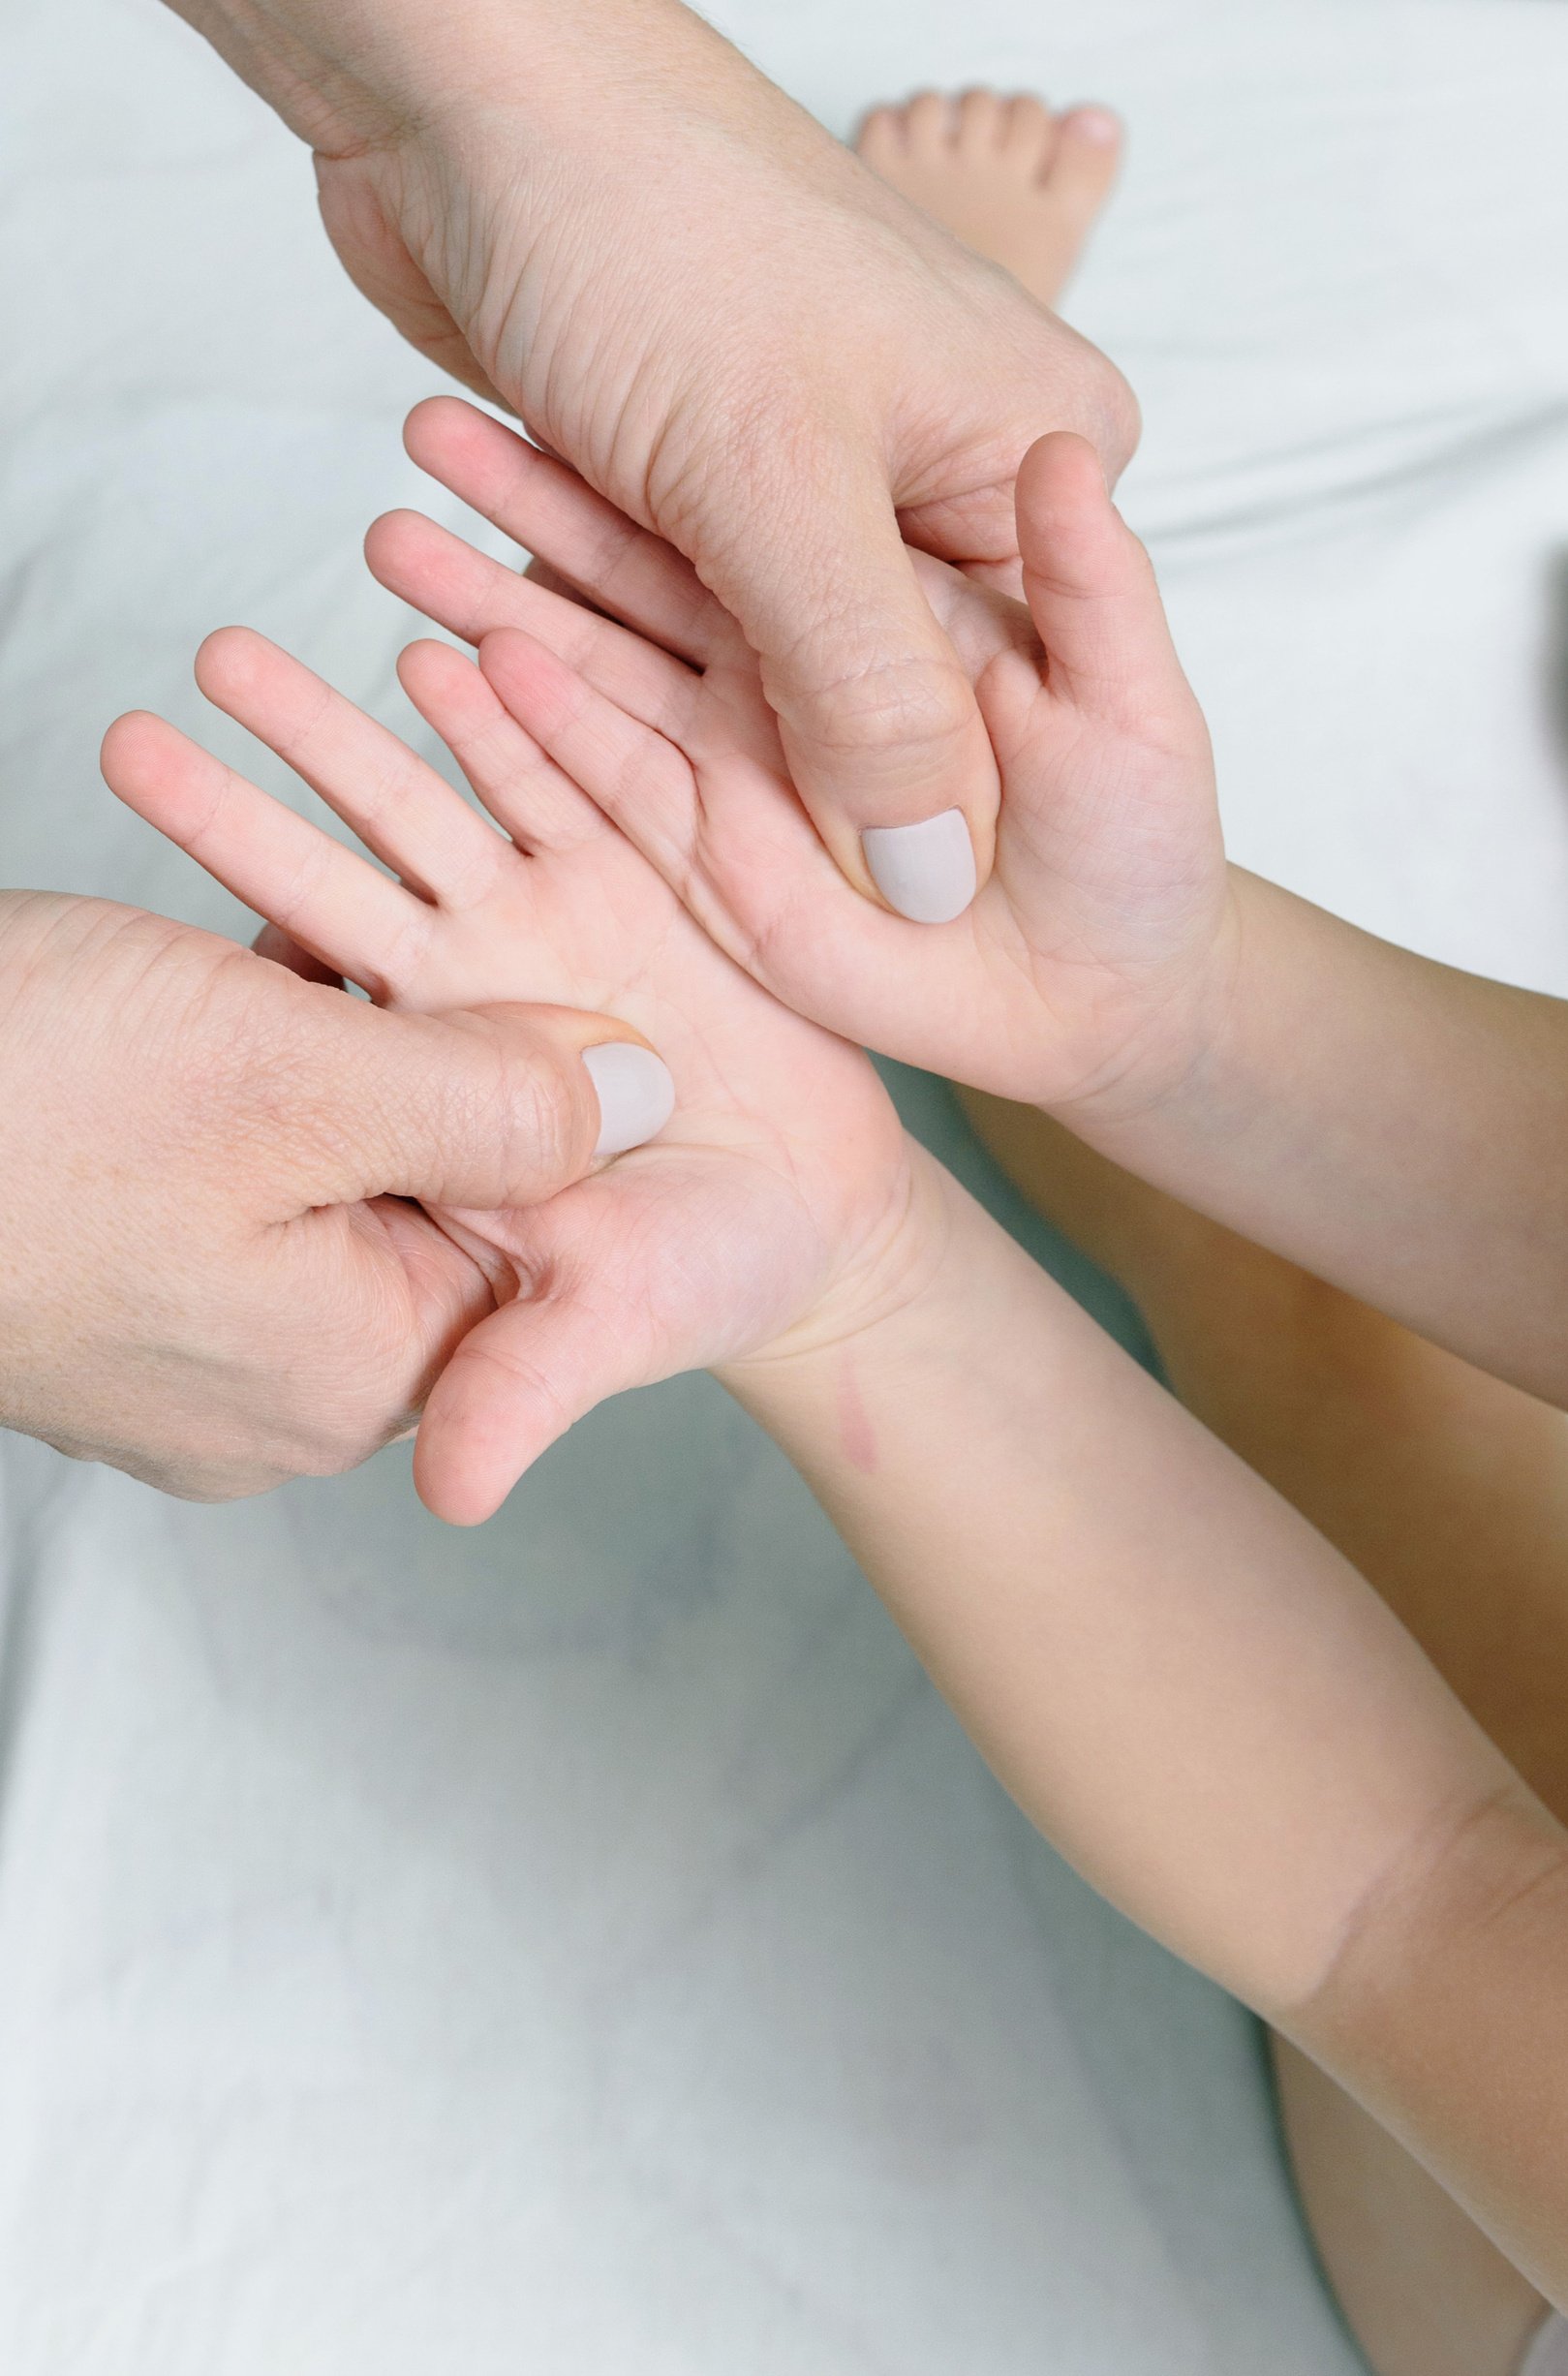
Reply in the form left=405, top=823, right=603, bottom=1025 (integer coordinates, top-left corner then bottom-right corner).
left=1079, top=349, right=1141, bottom=477
left=46, top=918, right=297, bottom=1172
left=801, top=648, right=977, bottom=763
left=182, top=963, right=337, bottom=1173
left=648, top=374, right=859, bottom=558
left=276, top=1258, right=422, bottom=1474
left=492, top=1034, right=589, bottom=1195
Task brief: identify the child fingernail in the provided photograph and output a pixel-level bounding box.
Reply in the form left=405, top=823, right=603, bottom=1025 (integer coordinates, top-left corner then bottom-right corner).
left=861, top=811, right=978, bottom=924
left=583, top=1041, right=677, bottom=1158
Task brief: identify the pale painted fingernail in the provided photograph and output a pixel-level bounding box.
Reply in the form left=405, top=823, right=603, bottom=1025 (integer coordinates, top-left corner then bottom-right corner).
left=861, top=811, right=977, bottom=924
left=583, top=1041, right=676, bottom=1158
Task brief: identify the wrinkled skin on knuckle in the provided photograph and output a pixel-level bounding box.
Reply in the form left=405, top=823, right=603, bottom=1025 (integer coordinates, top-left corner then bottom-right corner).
left=639, top=355, right=850, bottom=585
left=14, top=900, right=209, bottom=1095
left=174, top=975, right=411, bottom=1252
left=41, top=919, right=318, bottom=1191
left=5, top=906, right=281, bottom=1243
left=205, top=966, right=415, bottom=1208
left=1049, top=333, right=1139, bottom=481
left=179, top=952, right=313, bottom=1136
left=252, top=1211, right=434, bottom=1478
left=644, top=378, right=999, bottom=774
left=790, top=641, right=977, bottom=765
left=493, top=1035, right=586, bottom=1198
left=438, top=1010, right=597, bottom=1205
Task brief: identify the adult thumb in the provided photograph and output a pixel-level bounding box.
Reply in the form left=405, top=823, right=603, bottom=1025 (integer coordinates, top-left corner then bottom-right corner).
left=283, top=989, right=676, bottom=1215
left=709, top=432, right=997, bottom=923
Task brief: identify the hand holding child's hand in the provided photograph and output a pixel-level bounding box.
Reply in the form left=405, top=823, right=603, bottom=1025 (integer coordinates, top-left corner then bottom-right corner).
left=367, top=397, right=1232, bottom=1123
left=103, top=632, right=920, bottom=1522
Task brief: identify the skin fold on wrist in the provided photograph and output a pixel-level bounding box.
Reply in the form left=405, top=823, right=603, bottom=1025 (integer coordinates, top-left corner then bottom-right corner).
left=1292, top=1778, right=1568, bottom=2304
left=713, top=1136, right=958, bottom=1394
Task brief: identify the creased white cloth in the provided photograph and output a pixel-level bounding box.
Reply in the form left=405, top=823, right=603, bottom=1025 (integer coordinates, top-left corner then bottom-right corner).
left=1, top=0, right=1565, bottom=2367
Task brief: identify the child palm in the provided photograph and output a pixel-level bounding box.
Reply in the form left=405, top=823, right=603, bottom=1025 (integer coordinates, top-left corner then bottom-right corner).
left=365, top=396, right=1229, bottom=1118
left=102, top=629, right=914, bottom=1523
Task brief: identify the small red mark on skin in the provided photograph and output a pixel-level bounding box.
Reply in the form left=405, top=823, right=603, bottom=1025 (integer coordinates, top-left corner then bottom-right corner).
left=836, top=1351, right=878, bottom=1475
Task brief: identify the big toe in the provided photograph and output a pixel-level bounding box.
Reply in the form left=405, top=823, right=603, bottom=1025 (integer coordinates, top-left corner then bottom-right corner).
left=1045, top=106, right=1123, bottom=219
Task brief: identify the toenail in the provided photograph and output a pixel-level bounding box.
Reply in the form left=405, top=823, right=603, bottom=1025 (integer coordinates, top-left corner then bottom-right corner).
left=1068, top=107, right=1121, bottom=145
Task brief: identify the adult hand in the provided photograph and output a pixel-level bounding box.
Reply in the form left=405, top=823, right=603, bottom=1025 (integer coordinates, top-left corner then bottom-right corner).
left=0, top=888, right=660, bottom=1500
left=163, top=0, right=1138, bottom=919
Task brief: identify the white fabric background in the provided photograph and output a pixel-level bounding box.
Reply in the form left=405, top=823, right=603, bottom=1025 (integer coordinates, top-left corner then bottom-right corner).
left=1, top=0, right=1566, bottom=2367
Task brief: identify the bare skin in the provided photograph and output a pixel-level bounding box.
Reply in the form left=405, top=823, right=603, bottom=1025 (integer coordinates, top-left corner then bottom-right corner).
left=856, top=76, right=1560, bottom=2376
left=167, top=0, right=1142, bottom=911
left=855, top=87, right=1122, bottom=310
left=116, top=609, right=1568, bottom=2306
left=960, top=1094, right=1557, bottom=2376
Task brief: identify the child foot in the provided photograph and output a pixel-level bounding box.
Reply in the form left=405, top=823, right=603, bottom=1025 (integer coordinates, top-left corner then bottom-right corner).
left=855, top=88, right=1122, bottom=310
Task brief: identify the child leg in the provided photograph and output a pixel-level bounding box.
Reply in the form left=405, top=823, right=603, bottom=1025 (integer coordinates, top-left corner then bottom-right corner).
left=962, top=1088, right=1561, bottom=2376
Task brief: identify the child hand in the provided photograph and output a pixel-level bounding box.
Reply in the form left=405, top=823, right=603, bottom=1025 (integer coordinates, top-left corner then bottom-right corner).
left=364, top=396, right=1233, bottom=1123
left=101, top=631, right=923, bottom=1523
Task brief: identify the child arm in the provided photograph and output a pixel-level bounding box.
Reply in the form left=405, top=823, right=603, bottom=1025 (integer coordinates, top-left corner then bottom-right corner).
left=723, top=1147, right=1568, bottom=2305
left=1075, top=869, right=1568, bottom=1410
left=108, top=611, right=1568, bottom=2285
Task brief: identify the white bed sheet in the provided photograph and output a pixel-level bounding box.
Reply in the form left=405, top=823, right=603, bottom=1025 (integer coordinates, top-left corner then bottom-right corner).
left=2, top=0, right=1566, bottom=2368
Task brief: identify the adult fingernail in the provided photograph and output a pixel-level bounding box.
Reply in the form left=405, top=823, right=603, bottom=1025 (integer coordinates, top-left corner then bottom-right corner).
left=862, top=811, right=978, bottom=924
left=583, top=1041, right=677, bottom=1158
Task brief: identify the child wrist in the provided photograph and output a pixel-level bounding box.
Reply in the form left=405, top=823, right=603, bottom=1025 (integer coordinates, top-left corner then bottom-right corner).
left=1038, top=864, right=1252, bottom=1144
left=714, top=1144, right=961, bottom=1394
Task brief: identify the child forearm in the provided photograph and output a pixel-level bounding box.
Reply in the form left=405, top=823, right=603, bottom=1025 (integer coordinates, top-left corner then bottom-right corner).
left=721, top=1145, right=1568, bottom=2302
left=1078, top=868, right=1568, bottom=1406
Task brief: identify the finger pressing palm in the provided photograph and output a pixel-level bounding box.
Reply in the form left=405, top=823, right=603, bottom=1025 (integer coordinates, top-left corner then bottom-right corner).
left=368, top=395, right=1228, bottom=1116
left=102, top=626, right=913, bottom=1522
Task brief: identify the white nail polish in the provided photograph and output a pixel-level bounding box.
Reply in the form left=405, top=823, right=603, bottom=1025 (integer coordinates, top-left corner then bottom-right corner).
left=583, top=1041, right=676, bottom=1158
left=861, top=810, right=977, bottom=924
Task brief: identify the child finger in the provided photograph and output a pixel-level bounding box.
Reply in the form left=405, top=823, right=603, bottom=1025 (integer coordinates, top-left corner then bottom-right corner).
left=252, top=919, right=346, bottom=989
left=195, top=627, right=504, bottom=907
left=1015, top=434, right=1190, bottom=729
left=101, top=710, right=432, bottom=1002
left=475, top=629, right=699, bottom=882
left=366, top=510, right=700, bottom=745
left=396, top=640, right=602, bottom=856
left=403, top=395, right=727, bottom=666
left=478, top=634, right=918, bottom=1040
